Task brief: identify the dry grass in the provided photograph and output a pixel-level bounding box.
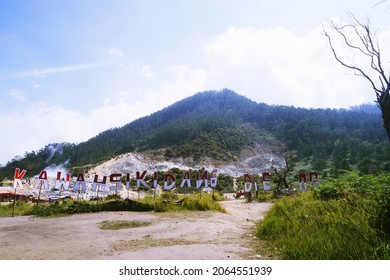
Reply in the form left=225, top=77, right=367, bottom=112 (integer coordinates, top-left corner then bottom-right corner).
left=99, top=220, right=152, bottom=230
left=113, top=236, right=200, bottom=251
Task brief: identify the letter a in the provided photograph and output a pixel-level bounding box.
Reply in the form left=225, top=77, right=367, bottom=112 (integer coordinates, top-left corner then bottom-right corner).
left=34, top=170, right=49, bottom=190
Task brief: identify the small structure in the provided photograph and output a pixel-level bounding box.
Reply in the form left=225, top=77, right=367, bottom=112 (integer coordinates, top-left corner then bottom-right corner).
left=0, top=189, right=13, bottom=202
left=0, top=187, right=34, bottom=203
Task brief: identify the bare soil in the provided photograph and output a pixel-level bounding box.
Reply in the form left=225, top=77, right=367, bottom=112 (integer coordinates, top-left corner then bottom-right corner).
left=0, top=198, right=272, bottom=260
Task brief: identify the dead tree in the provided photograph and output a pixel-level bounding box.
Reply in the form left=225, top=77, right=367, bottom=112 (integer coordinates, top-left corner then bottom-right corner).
left=323, top=13, right=390, bottom=143
left=271, top=154, right=295, bottom=193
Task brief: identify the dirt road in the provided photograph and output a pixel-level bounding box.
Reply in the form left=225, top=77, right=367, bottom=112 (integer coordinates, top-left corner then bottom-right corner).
left=0, top=199, right=272, bottom=260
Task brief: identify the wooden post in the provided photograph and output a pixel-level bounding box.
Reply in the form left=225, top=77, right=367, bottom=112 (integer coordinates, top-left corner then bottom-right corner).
left=36, top=183, right=42, bottom=208
left=11, top=190, right=17, bottom=217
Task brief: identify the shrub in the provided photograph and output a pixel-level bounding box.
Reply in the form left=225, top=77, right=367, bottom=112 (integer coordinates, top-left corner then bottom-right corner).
left=313, top=183, right=344, bottom=200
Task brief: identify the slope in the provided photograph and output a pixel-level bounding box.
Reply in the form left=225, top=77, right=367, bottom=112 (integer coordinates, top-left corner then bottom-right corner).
left=1, top=89, right=389, bottom=179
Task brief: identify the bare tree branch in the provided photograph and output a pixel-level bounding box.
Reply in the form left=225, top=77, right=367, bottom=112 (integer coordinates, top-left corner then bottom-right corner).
left=323, top=26, right=381, bottom=93
left=323, top=12, right=390, bottom=142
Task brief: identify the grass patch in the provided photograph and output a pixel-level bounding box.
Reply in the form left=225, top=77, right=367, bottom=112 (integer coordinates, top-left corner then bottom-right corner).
left=1, top=192, right=225, bottom=217
left=140, top=192, right=226, bottom=213
left=25, top=199, right=154, bottom=217
left=255, top=192, right=389, bottom=259
left=255, top=173, right=390, bottom=259
left=113, top=237, right=199, bottom=251
left=0, top=201, right=33, bottom=217
left=255, top=190, right=275, bottom=202
left=100, top=220, right=152, bottom=230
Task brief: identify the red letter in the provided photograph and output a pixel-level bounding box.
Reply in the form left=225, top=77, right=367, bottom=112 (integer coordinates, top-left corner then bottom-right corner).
left=196, top=171, right=208, bottom=188
left=180, top=171, right=191, bottom=188
left=14, top=168, right=27, bottom=180
left=136, top=171, right=148, bottom=188
left=164, top=173, right=176, bottom=190
left=109, top=173, right=122, bottom=191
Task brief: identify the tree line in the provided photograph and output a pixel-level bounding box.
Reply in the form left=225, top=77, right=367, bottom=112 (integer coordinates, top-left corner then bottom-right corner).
left=0, top=89, right=388, bottom=180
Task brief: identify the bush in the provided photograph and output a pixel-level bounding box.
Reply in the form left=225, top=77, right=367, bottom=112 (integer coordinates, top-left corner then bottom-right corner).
left=313, top=183, right=344, bottom=200
left=315, top=172, right=390, bottom=238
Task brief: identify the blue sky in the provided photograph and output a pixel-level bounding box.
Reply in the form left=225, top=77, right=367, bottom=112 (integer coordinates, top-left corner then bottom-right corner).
left=1, top=0, right=390, bottom=165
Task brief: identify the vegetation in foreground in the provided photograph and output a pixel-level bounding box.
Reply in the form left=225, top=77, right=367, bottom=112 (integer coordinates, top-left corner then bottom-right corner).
left=140, top=191, right=226, bottom=213
left=4, top=171, right=390, bottom=260
left=255, top=172, right=390, bottom=259
left=0, top=192, right=225, bottom=217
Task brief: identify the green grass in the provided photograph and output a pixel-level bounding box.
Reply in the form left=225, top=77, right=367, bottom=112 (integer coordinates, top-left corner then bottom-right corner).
left=24, top=199, right=154, bottom=217
left=255, top=190, right=275, bottom=202
left=140, top=192, right=226, bottom=213
left=0, top=201, right=32, bottom=217
left=99, top=220, right=152, bottom=230
left=255, top=191, right=390, bottom=259
left=1, top=192, right=225, bottom=217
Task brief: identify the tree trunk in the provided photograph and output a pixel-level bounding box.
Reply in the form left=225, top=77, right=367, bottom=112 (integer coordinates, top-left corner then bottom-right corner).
left=378, top=91, right=390, bottom=143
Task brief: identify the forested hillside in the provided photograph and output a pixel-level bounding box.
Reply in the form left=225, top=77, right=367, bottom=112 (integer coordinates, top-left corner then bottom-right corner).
left=1, top=89, right=389, bottom=179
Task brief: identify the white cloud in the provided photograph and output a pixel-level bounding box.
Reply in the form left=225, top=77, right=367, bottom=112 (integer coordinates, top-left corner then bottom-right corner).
left=0, top=63, right=106, bottom=80
left=140, top=64, right=208, bottom=110
left=7, top=88, right=27, bottom=102
left=141, top=65, right=154, bottom=78
left=32, top=81, right=41, bottom=89
left=202, top=24, right=375, bottom=108
left=0, top=100, right=142, bottom=165
left=108, top=47, right=126, bottom=58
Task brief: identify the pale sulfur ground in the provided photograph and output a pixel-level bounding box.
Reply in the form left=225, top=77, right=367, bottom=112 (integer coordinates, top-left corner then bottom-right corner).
left=0, top=197, right=272, bottom=260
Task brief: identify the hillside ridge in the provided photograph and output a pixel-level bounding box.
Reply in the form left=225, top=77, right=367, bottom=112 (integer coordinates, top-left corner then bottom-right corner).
left=1, top=89, right=389, bottom=179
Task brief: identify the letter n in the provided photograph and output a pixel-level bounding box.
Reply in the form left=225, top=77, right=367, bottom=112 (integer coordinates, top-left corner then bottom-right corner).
left=196, top=171, right=208, bottom=188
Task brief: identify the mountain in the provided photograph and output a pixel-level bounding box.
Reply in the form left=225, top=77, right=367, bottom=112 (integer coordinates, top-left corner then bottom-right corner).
left=1, top=89, right=389, bottom=179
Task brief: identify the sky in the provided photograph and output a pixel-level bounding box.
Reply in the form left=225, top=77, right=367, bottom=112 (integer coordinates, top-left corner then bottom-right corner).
left=1, top=0, right=390, bottom=165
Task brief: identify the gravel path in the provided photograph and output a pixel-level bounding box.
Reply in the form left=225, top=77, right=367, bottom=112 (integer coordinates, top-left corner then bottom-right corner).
left=0, top=199, right=272, bottom=260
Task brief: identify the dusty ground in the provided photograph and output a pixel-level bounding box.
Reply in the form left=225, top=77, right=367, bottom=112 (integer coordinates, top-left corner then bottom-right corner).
left=0, top=198, right=272, bottom=260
